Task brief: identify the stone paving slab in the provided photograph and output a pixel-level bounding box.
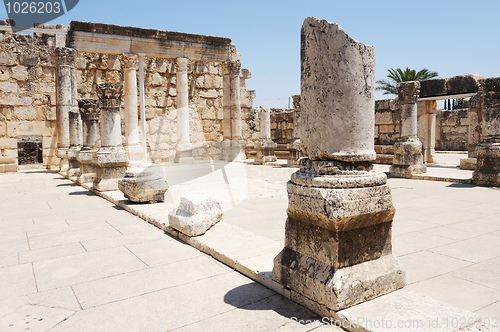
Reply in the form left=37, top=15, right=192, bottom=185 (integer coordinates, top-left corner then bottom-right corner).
left=1, top=161, right=499, bottom=331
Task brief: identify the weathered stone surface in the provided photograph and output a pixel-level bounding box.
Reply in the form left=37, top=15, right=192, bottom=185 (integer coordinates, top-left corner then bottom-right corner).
left=300, top=17, right=375, bottom=162
left=419, top=74, right=483, bottom=98
left=254, top=139, right=277, bottom=164
left=118, top=167, right=168, bottom=203
left=473, top=77, right=500, bottom=186
left=390, top=138, right=427, bottom=178
left=390, top=82, right=427, bottom=177
left=168, top=191, right=222, bottom=236
left=273, top=17, right=404, bottom=313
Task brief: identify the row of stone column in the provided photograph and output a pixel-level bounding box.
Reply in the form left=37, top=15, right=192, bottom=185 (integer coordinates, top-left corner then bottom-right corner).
left=55, top=47, right=248, bottom=190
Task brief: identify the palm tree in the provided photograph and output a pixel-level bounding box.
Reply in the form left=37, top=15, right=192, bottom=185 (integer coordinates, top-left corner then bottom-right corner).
left=376, top=68, right=439, bottom=95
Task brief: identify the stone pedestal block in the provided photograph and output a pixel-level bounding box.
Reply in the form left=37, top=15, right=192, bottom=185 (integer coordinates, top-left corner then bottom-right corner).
left=168, top=191, right=222, bottom=237
left=272, top=160, right=405, bottom=311
left=118, top=167, right=168, bottom=203
left=174, top=142, right=195, bottom=164
left=220, top=140, right=246, bottom=162
left=77, top=149, right=96, bottom=184
left=254, top=139, right=277, bottom=164
left=389, top=137, right=427, bottom=178
left=66, top=147, right=81, bottom=177
left=92, top=147, right=129, bottom=192
left=56, top=148, right=69, bottom=174
left=287, top=139, right=304, bottom=167
left=472, top=142, right=500, bottom=186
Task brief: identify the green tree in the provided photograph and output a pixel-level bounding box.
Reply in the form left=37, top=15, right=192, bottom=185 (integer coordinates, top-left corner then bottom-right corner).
left=376, top=67, right=439, bottom=95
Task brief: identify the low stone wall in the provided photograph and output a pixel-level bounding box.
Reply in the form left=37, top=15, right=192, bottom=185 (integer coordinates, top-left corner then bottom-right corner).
left=435, top=109, right=468, bottom=151
left=374, top=99, right=400, bottom=146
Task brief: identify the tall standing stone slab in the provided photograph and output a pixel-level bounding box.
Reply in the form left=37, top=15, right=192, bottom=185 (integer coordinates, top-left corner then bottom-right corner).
left=77, top=99, right=100, bottom=184
left=473, top=77, right=500, bottom=186
left=92, top=82, right=129, bottom=191
left=272, top=17, right=404, bottom=312
left=389, top=81, right=427, bottom=178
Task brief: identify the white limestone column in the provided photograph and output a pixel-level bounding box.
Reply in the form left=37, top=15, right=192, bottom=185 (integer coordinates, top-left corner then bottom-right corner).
left=425, top=100, right=437, bottom=163
left=390, top=81, right=426, bottom=177
left=138, top=54, right=148, bottom=166
left=93, top=82, right=129, bottom=191
left=176, top=57, right=192, bottom=149
left=228, top=60, right=242, bottom=140
left=77, top=98, right=99, bottom=184
left=123, top=54, right=142, bottom=167
left=174, top=57, right=194, bottom=163
left=287, top=94, right=303, bottom=167
left=255, top=107, right=277, bottom=164
left=399, top=82, right=419, bottom=139
left=220, top=60, right=246, bottom=161
left=260, top=107, right=271, bottom=139
left=55, top=47, right=75, bottom=172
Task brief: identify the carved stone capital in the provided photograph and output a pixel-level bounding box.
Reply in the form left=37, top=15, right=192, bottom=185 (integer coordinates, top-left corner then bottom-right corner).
left=78, top=99, right=100, bottom=121
left=176, top=57, right=189, bottom=72
left=397, top=81, right=420, bottom=104
left=96, top=82, right=123, bottom=108
left=122, top=54, right=138, bottom=69
left=224, top=60, right=241, bottom=77
left=55, top=47, right=76, bottom=66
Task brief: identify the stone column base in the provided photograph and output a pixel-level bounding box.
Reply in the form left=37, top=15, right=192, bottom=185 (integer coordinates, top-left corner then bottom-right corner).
left=272, top=159, right=405, bottom=311
left=460, top=158, right=476, bottom=170
left=66, top=147, right=81, bottom=177
left=287, top=139, right=303, bottom=167
left=389, top=137, right=426, bottom=178
left=118, top=166, right=169, bottom=203
left=220, top=140, right=246, bottom=162
left=77, top=149, right=96, bottom=184
left=92, top=147, right=129, bottom=192
left=56, top=148, right=69, bottom=174
left=174, top=142, right=195, bottom=164
left=472, top=142, right=500, bottom=186
left=255, top=139, right=277, bottom=164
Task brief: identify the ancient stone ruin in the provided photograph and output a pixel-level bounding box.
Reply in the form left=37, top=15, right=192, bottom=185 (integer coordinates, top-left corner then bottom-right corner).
left=272, top=17, right=405, bottom=312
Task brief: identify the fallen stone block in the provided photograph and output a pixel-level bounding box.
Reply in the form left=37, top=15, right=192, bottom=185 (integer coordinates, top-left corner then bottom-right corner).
left=118, top=166, right=168, bottom=203
left=168, top=191, right=222, bottom=236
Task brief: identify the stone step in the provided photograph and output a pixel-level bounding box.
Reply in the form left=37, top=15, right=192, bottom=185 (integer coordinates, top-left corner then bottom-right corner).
left=375, top=154, right=394, bottom=165
left=375, top=145, right=394, bottom=154
left=0, top=156, right=18, bottom=173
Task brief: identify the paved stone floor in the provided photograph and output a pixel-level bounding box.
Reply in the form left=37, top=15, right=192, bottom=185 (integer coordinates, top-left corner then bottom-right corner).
left=1, top=155, right=499, bottom=331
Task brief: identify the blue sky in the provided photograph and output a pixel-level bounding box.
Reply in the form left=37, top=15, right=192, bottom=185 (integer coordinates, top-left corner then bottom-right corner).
left=2, top=0, right=499, bottom=107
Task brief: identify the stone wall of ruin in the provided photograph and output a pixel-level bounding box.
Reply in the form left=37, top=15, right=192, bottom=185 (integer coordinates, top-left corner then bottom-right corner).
left=435, top=109, right=468, bottom=151
left=374, top=99, right=400, bottom=145
left=270, top=108, right=294, bottom=144
left=0, top=29, right=258, bottom=168
left=0, top=32, right=59, bottom=168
